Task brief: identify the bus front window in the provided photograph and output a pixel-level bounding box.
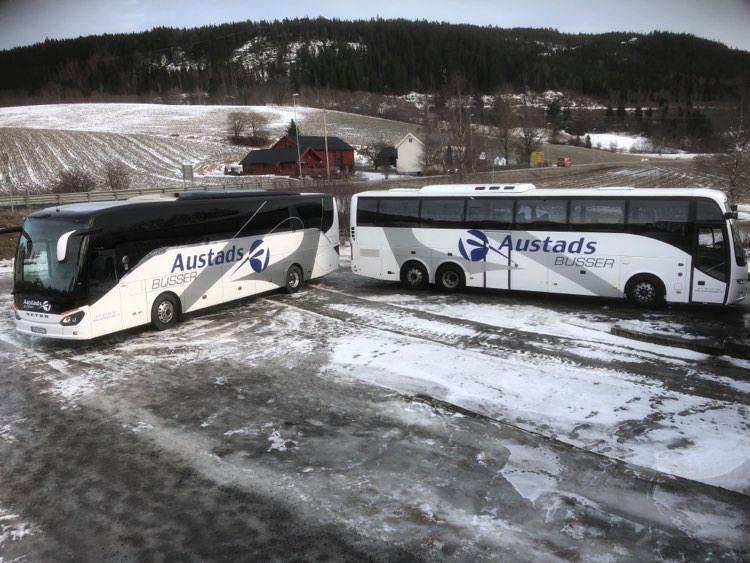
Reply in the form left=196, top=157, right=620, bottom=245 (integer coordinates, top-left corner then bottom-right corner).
left=15, top=217, right=88, bottom=299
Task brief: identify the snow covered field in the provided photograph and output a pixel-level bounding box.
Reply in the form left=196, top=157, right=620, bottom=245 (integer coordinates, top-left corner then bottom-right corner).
left=0, top=103, right=415, bottom=146
left=0, top=103, right=418, bottom=194
left=0, top=263, right=748, bottom=559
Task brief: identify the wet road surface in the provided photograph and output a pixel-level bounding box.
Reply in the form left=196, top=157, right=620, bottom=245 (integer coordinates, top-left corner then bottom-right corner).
left=1, top=267, right=749, bottom=561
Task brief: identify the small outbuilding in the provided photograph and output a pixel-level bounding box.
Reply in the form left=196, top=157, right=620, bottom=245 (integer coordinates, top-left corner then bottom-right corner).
left=395, top=133, right=424, bottom=174
left=241, top=134, right=355, bottom=177
left=241, top=148, right=325, bottom=176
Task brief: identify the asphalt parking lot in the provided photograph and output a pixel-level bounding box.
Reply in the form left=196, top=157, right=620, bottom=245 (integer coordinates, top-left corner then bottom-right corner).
left=1, top=264, right=749, bottom=561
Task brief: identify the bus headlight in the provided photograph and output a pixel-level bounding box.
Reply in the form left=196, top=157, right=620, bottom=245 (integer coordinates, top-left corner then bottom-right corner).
left=60, top=311, right=85, bottom=326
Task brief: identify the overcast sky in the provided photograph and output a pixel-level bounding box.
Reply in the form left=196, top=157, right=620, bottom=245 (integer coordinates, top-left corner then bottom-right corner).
left=1, top=0, right=749, bottom=52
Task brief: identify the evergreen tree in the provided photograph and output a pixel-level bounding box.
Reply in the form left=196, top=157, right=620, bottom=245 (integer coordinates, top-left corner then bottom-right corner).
left=585, top=134, right=592, bottom=149
left=287, top=119, right=298, bottom=137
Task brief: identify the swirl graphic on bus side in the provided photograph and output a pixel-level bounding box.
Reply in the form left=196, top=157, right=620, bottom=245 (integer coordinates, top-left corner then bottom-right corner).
left=458, top=229, right=491, bottom=262
left=247, top=239, right=271, bottom=273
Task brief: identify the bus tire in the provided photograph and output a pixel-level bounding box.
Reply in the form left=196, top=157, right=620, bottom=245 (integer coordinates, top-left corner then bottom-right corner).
left=151, top=293, right=181, bottom=331
left=626, top=275, right=665, bottom=308
left=436, top=263, right=465, bottom=292
left=285, top=264, right=304, bottom=294
left=401, top=261, right=429, bottom=290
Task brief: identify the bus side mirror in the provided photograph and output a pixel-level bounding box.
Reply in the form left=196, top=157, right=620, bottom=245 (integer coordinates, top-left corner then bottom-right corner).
left=725, top=212, right=739, bottom=220
left=56, top=230, right=77, bottom=262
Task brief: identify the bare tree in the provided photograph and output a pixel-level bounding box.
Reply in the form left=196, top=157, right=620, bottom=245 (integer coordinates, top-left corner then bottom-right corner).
left=445, top=74, right=473, bottom=173
left=103, top=161, right=131, bottom=191
left=227, top=112, right=248, bottom=140
left=422, top=129, right=447, bottom=174
left=516, top=93, right=546, bottom=165
left=492, top=89, right=515, bottom=166
left=52, top=168, right=96, bottom=194
left=248, top=113, right=270, bottom=140
left=723, top=83, right=749, bottom=204
left=700, top=80, right=749, bottom=204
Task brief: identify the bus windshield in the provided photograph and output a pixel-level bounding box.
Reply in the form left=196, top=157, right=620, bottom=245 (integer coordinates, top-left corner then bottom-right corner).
left=14, top=217, right=89, bottom=298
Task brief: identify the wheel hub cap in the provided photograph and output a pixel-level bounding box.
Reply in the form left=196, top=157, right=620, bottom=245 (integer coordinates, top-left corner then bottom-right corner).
left=157, top=301, right=174, bottom=323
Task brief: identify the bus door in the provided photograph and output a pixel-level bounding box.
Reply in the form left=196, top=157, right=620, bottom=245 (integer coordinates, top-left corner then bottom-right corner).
left=692, top=225, right=728, bottom=304
left=117, top=252, right=148, bottom=329
left=87, top=249, right=125, bottom=335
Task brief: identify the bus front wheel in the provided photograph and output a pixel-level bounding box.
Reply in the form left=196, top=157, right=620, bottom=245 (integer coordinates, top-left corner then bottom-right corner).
left=151, top=293, right=181, bottom=331
left=626, top=275, right=665, bottom=308
left=436, top=263, right=465, bottom=292
left=401, top=262, right=429, bottom=290
left=285, top=264, right=304, bottom=294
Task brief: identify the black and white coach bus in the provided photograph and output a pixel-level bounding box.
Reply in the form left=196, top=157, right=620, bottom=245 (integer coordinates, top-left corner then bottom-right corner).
left=350, top=184, right=747, bottom=307
left=11, top=191, right=339, bottom=339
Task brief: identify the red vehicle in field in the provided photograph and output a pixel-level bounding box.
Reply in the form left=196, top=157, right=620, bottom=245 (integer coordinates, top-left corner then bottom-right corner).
left=556, top=157, right=572, bottom=167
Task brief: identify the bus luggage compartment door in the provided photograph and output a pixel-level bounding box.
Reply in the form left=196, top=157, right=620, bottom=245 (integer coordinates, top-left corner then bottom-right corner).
left=352, top=228, right=384, bottom=278
left=120, top=280, right=148, bottom=329
left=482, top=230, right=510, bottom=290
left=509, top=238, right=549, bottom=293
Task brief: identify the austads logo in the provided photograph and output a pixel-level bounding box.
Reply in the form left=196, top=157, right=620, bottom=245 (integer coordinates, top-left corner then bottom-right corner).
left=458, top=230, right=597, bottom=262
left=22, top=298, right=52, bottom=312
left=170, top=240, right=270, bottom=274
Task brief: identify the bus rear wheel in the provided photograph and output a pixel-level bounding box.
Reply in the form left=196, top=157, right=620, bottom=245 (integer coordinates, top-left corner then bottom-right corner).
left=285, top=264, right=304, bottom=294
left=401, top=262, right=429, bottom=290
left=626, top=275, right=665, bottom=308
left=436, top=264, right=465, bottom=292
left=151, top=293, right=180, bottom=331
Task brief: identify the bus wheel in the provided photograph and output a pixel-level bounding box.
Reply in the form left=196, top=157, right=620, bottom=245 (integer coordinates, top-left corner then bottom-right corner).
left=436, top=264, right=465, bottom=292
left=401, top=262, right=429, bottom=290
left=285, top=264, right=304, bottom=294
left=626, top=275, right=665, bottom=308
left=151, top=293, right=180, bottom=331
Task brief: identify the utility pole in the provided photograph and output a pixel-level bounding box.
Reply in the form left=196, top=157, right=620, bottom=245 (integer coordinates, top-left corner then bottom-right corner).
left=1, top=155, right=13, bottom=212
left=292, top=93, right=302, bottom=178
left=323, top=105, right=330, bottom=181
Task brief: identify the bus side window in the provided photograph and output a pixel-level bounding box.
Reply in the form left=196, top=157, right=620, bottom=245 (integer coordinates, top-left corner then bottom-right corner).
left=696, top=199, right=724, bottom=222
left=570, top=199, right=625, bottom=231
left=243, top=201, right=292, bottom=236
left=294, top=201, right=323, bottom=230
left=628, top=199, right=690, bottom=251
left=89, top=250, right=118, bottom=300
left=378, top=198, right=420, bottom=228
left=322, top=197, right=335, bottom=231
left=420, top=198, right=465, bottom=228
left=515, top=199, right=568, bottom=229
left=466, top=199, right=513, bottom=230
left=356, top=198, right=378, bottom=226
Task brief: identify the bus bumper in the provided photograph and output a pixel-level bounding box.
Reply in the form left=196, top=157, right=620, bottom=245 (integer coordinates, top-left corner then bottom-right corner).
left=14, top=307, right=92, bottom=340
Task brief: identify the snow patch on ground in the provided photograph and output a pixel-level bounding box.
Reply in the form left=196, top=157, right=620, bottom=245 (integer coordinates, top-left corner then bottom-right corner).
left=583, top=132, right=651, bottom=152
left=0, top=260, right=12, bottom=275
left=0, top=508, right=34, bottom=551
left=356, top=171, right=418, bottom=182
left=328, top=329, right=750, bottom=493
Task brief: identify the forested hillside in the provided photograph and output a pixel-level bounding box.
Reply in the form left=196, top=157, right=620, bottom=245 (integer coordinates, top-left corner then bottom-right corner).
left=1, top=18, right=748, bottom=105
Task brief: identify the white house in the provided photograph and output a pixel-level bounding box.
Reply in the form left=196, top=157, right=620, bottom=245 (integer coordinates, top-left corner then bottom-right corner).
left=395, top=133, right=424, bottom=174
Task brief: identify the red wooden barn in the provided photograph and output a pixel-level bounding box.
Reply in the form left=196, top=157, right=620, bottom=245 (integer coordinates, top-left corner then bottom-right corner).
left=241, top=135, right=355, bottom=177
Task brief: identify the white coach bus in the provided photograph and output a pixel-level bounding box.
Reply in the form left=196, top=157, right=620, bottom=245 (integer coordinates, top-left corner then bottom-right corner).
left=349, top=184, right=747, bottom=307
left=10, top=191, right=339, bottom=339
